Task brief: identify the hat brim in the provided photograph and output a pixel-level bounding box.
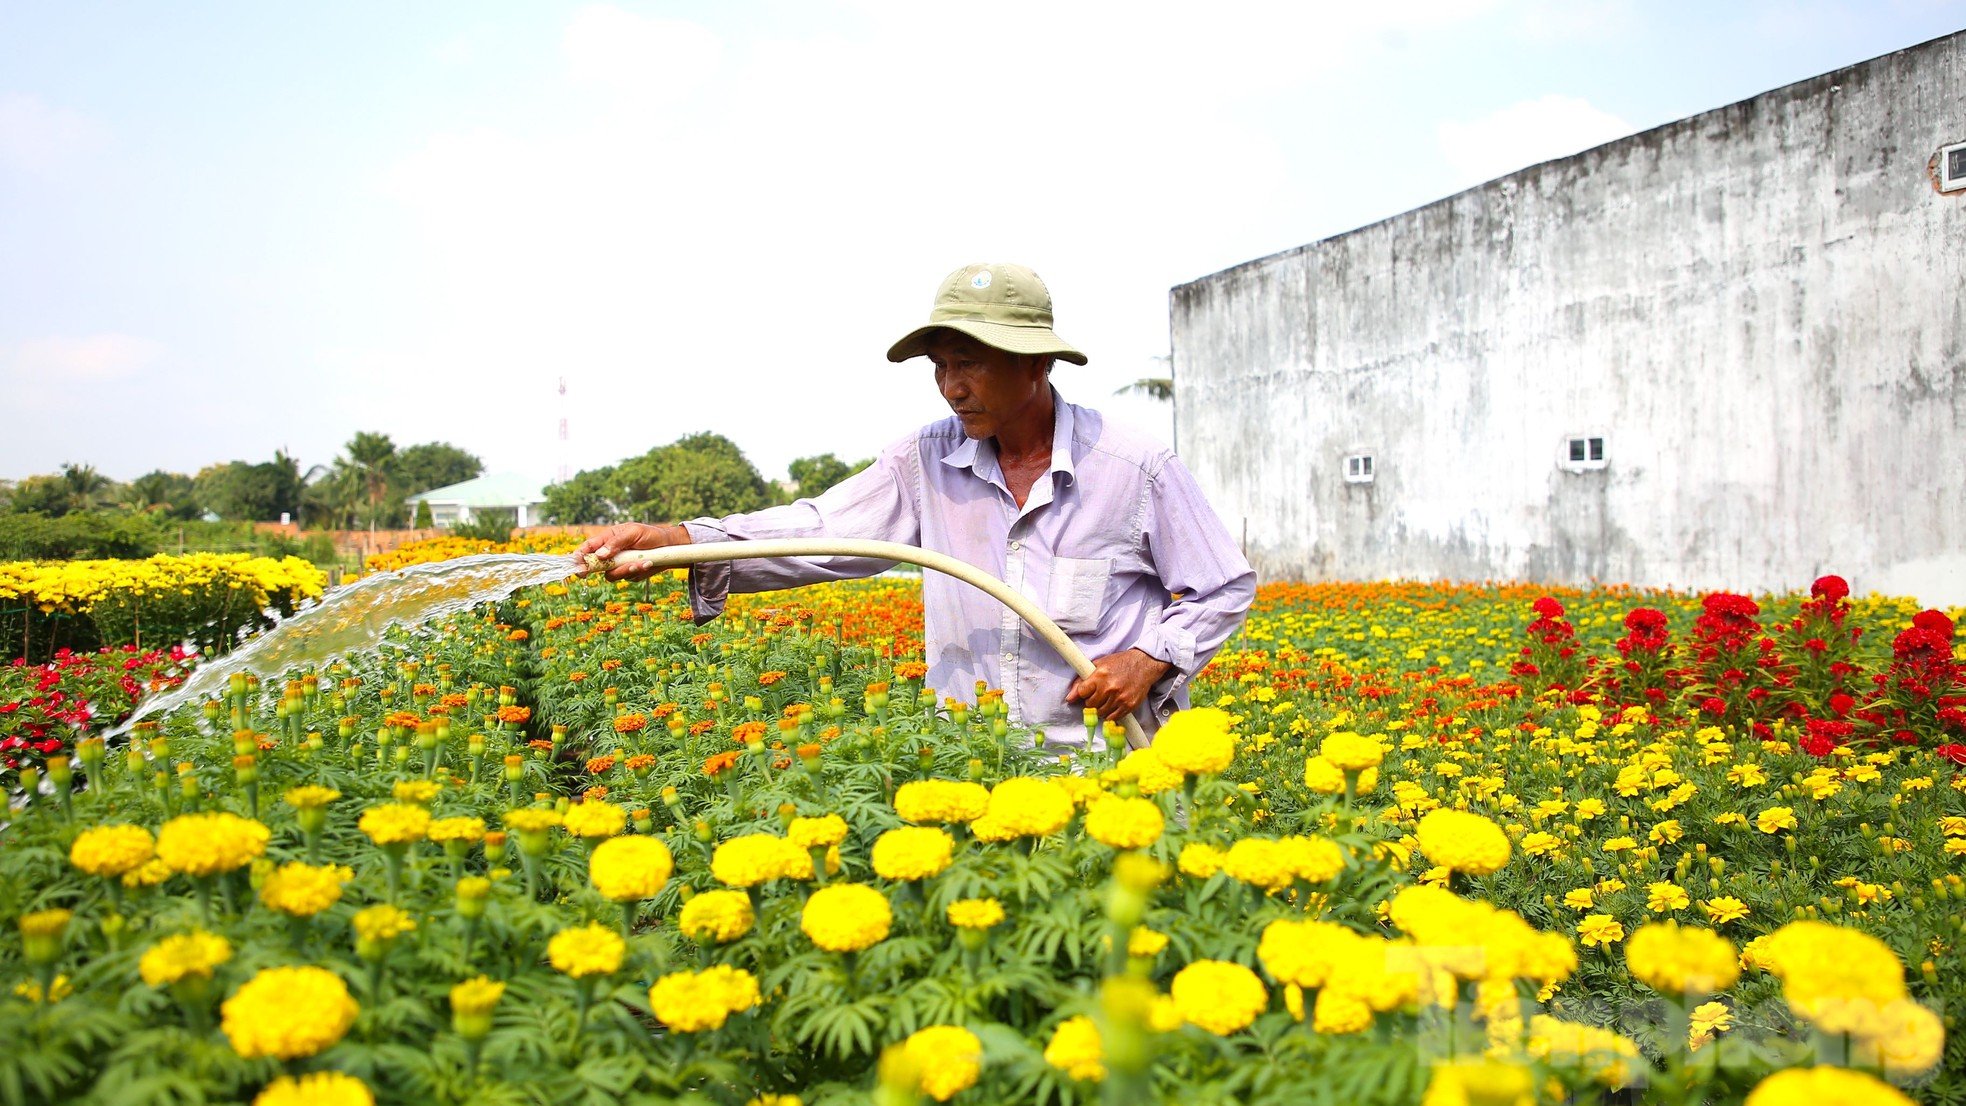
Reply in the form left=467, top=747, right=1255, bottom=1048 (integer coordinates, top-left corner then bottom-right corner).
left=886, top=320, right=1088, bottom=366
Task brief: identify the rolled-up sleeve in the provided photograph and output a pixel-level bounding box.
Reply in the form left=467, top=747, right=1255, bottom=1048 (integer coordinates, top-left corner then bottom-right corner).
left=1133, top=454, right=1256, bottom=721
left=682, top=446, right=921, bottom=622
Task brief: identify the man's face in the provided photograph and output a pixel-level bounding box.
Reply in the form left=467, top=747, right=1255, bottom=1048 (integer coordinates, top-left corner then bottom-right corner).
left=925, top=331, right=1050, bottom=441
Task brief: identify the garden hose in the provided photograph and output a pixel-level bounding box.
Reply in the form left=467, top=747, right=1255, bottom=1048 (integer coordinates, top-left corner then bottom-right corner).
left=598, top=539, right=1151, bottom=750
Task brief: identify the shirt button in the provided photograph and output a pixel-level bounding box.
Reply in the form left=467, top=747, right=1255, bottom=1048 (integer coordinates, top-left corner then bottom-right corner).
left=1008, top=540, right=1021, bottom=551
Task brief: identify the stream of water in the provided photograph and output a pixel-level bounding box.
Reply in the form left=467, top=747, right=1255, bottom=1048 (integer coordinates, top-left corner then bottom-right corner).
left=108, top=552, right=578, bottom=738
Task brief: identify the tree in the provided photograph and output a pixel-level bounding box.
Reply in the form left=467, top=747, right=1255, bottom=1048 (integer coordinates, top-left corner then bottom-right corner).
left=191, top=453, right=304, bottom=522
left=393, top=442, right=483, bottom=497
left=1115, top=354, right=1174, bottom=402
left=787, top=454, right=853, bottom=497
left=413, top=499, right=435, bottom=528
left=5, top=474, right=75, bottom=516
left=130, top=471, right=201, bottom=520
left=540, top=467, right=620, bottom=526
left=344, top=432, right=400, bottom=529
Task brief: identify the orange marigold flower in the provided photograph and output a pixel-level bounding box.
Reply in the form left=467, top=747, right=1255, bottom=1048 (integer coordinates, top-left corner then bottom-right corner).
left=625, top=754, right=656, bottom=771
left=584, top=786, right=611, bottom=800
left=690, top=633, right=714, bottom=647
left=601, top=659, right=622, bottom=671
left=506, top=629, right=529, bottom=641
left=385, top=712, right=423, bottom=729
left=704, top=751, right=740, bottom=777
left=732, top=721, right=769, bottom=745
left=497, top=705, right=532, bottom=725
left=758, top=671, right=788, bottom=686
left=614, top=714, right=648, bottom=734
left=586, top=755, right=619, bottom=775
left=797, top=742, right=823, bottom=759
left=528, top=739, right=554, bottom=751
left=689, top=720, right=716, bottom=736
left=896, top=662, right=928, bottom=680
left=651, top=702, right=679, bottom=719
left=568, top=672, right=589, bottom=683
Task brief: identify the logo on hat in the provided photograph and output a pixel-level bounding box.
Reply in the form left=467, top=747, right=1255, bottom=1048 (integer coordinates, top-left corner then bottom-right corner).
left=970, top=270, right=992, bottom=290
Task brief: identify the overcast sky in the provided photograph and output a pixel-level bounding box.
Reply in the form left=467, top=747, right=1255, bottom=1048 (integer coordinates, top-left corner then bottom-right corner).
left=4, top=1, right=1962, bottom=488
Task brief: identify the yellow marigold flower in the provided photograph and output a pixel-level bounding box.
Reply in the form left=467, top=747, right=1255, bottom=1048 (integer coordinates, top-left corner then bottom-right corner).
left=1645, top=882, right=1690, bottom=913
left=802, top=883, right=892, bottom=952
left=547, top=922, right=625, bottom=978
left=449, top=975, right=506, bottom=1039
left=1743, top=1067, right=1913, bottom=1106
left=1848, top=998, right=1946, bottom=1078
left=1563, top=888, right=1595, bottom=910
left=901, top=1025, right=983, bottom=1102
left=893, top=779, right=990, bottom=824
left=391, top=779, right=441, bottom=805
left=139, top=930, right=233, bottom=986
left=1573, top=798, right=1606, bottom=820
left=788, top=814, right=849, bottom=849
left=712, top=833, right=806, bottom=888
left=647, top=965, right=762, bottom=1032
left=1128, top=926, right=1170, bottom=959
left=122, top=857, right=174, bottom=889
left=871, top=826, right=955, bottom=881
left=1319, top=731, right=1383, bottom=772
left=1712, top=812, right=1748, bottom=827
left=221, top=965, right=360, bottom=1060
left=1602, top=836, right=1638, bottom=852
left=747, top=1098, right=802, bottom=1106
left=1082, top=796, right=1164, bottom=850
left=1415, top=809, right=1511, bottom=876
left=358, top=803, right=431, bottom=846
left=1625, top=922, right=1738, bottom=995
left=352, top=904, right=416, bottom=944
left=1755, top=806, right=1797, bottom=834
left=1170, top=959, right=1267, bottom=1034
left=283, top=784, right=342, bottom=810
left=252, top=1072, right=375, bottom=1106
left=1105, top=746, right=1184, bottom=794
left=1939, top=815, right=1966, bottom=837
left=946, top=898, right=1005, bottom=929
left=984, top=777, right=1074, bottom=837
left=427, top=817, right=488, bottom=844
left=1648, top=819, right=1683, bottom=845
left=1518, top=831, right=1560, bottom=857
left=562, top=800, right=627, bottom=839
left=1421, top=1060, right=1534, bottom=1106
left=1687, top=1000, right=1732, bottom=1051
left=679, top=888, right=756, bottom=943
left=69, top=824, right=155, bottom=878
left=13, top=974, right=72, bottom=1004
left=1152, top=708, right=1235, bottom=775
left=1701, top=896, right=1749, bottom=925
left=1044, top=1015, right=1105, bottom=1082
left=157, top=811, right=270, bottom=877
left=1755, top=921, right=1907, bottom=1034
left=1525, top=1014, right=1639, bottom=1088
left=1258, top=918, right=1362, bottom=989
left=1178, top=842, right=1226, bottom=879
left=502, top=808, right=563, bottom=833
left=589, top=834, right=674, bottom=901
left=1303, top=754, right=1379, bottom=795
left=259, top=862, right=352, bottom=918
left=1577, top=914, right=1624, bottom=948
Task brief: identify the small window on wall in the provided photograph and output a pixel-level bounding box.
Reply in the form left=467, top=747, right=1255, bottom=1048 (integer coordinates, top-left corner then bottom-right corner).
left=1344, top=453, right=1375, bottom=484
left=1562, top=435, right=1607, bottom=471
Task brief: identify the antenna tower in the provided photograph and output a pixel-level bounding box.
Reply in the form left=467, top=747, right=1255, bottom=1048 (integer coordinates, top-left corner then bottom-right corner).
left=557, top=376, right=570, bottom=483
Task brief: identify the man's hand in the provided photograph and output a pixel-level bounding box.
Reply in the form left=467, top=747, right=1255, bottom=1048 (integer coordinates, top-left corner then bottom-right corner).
left=573, top=523, right=693, bottom=581
left=1065, top=648, right=1173, bottom=723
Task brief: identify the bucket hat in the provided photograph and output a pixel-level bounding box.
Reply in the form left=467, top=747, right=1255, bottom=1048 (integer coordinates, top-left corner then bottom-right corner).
left=886, top=262, right=1088, bottom=366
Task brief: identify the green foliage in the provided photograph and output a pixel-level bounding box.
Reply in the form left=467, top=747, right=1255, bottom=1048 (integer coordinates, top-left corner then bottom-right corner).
left=544, top=432, right=771, bottom=525
left=540, top=468, right=619, bottom=526
left=0, top=511, right=159, bottom=560
left=191, top=452, right=303, bottom=522
left=128, top=471, right=202, bottom=521
left=786, top=454, right=854, bottom=499
left=451, top=510, right=516, bottom=542
left=413, top=499, right=435, bottom=529
left=393, top=443, right=484, bottom=498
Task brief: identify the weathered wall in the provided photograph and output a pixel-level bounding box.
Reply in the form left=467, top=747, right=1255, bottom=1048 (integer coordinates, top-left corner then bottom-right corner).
left=1172, top=32, right=1966, bottom=604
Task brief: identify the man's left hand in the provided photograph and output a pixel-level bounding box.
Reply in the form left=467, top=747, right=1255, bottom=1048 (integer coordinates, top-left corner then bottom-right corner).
left=1066, top=648, right=1174, bottom=723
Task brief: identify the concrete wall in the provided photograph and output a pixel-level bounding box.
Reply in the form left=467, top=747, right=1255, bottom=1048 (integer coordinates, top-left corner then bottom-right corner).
left=1171, top=32, right=1966, bottom=604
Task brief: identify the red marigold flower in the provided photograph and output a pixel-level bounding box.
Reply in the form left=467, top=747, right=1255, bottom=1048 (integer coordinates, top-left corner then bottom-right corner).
left=1810, top=575, right=1850, bottom=603
left=1532, top=597, right=1565, bottom=618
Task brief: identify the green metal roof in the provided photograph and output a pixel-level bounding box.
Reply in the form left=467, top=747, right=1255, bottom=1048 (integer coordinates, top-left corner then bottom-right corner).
left=404, top=472, right=547, bottom=507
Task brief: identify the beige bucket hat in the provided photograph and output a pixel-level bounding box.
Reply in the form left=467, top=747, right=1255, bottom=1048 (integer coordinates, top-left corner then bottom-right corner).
left=886, top=262, right=1089, bottom=366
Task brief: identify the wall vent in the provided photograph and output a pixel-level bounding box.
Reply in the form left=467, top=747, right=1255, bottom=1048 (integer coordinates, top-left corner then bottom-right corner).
left=1941, top=141, right=1966, bottom=193
left=1561, top=435, right=1607, bottom=472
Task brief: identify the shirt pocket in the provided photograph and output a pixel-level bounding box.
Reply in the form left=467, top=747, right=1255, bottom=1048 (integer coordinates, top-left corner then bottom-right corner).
left=1047, top=556, right=1112, bottom=636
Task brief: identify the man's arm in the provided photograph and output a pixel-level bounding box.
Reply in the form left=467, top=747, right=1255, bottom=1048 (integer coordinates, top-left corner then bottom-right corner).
left=1125, top=454, right=1257, bottom=723
left=576, top=448, right=921, bottom=622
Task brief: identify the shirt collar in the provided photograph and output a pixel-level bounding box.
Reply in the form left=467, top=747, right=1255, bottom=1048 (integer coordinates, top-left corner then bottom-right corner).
left=939, top=387, right=1077, bottom=488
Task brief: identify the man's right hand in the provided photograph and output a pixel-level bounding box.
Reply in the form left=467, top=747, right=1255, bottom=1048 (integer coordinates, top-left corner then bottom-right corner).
left=573, top=523, right=693, bottom=581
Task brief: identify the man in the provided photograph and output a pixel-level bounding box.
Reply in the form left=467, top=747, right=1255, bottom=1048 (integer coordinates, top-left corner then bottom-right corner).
left=576, top=262, right=1254, bottom=751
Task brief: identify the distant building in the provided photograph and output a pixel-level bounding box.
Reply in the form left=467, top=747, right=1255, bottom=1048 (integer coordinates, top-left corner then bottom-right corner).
left=1171, top=31, right=1965, bottom=604
left=405, top=473, right=547, bottom=530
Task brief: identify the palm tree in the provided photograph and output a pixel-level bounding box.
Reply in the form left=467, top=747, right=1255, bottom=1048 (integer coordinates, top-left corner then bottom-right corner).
left=1113, top=355, right=1173, bottom=402
left=345, top=432, right=397, bottom=531
left=57, top=463, right=113, bottom=513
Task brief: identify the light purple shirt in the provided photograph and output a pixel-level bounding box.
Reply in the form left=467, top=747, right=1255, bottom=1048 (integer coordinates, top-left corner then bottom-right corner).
left=682, top=390, right=1256, bottom=750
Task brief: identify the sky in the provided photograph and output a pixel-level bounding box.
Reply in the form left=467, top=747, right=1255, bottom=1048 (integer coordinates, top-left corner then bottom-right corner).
left=3, top=0, right=1962, bottom=489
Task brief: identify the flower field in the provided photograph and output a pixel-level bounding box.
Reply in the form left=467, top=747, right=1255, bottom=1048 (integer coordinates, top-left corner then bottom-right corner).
left=1, top=564, right=1962, bottom=1106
